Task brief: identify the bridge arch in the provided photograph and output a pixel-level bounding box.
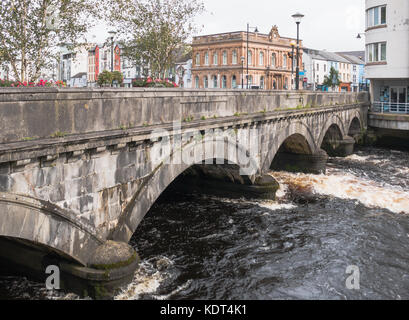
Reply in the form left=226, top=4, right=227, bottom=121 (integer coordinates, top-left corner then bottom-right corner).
left=317, top=114, right=347, bottom=148
left=0, top=193, right=102, bottom=266
left=347, top=110, right=364, bottom=136
left=111, top=136, right=259, bottom=243
left=262, top=121, right=317, bottom=172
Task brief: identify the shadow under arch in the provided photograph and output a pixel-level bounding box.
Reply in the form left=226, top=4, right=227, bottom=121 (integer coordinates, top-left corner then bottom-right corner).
left=317, top=114, right=347, bottom=148
left=262, top=121, right=317, bottom=173
left=348, top=115, right=363, bottom=136
left=111, top=136, right=260, bottom=243
left=0, top=193, right=103, bottom=266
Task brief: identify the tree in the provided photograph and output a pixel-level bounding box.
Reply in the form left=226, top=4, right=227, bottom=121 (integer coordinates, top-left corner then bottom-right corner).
left=97, top=71, right=124, bottom=87
left=106, top=0, right=204, bottom=79
left=323, top=66, right=341, bottom=91
left=0, top=0, right=102, bottom=82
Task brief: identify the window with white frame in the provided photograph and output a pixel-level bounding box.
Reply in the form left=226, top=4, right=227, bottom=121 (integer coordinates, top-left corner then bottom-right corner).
left=259, top=51, right=264, bottom=66
left=222, top=51, right=227, bottom=65
left=366, top=5, right=386, bottom=28
left=248, top=50, right=252, bottom=65
left=366, top=42, right=387, bottom=62
left=195, top=76, right=199, bottom=88
left=271, top=53, right=276, bottom=67
left=195, top=53, right=200, bottom=66
left=283, top=54, right=287, bottom=68
left=205, top=52, right=209, bottom=65
left=232, top=50, right=237, bottom=65
left=213, top=52, right=218, bottom=65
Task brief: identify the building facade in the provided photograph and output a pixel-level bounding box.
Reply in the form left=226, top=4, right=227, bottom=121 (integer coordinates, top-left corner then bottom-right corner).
left=303, top=49, right=367, bottom=92
left=191, top=26, right=302, bottom=90
left=59, top=44, right=91, bottom=87
left=87, top=43, right=121, bottom=87
left=365, top=0, right=409, bottom=109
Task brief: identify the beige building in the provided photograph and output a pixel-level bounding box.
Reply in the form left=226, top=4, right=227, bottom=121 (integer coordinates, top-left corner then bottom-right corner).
left=191, top=26, right=303, bottom=90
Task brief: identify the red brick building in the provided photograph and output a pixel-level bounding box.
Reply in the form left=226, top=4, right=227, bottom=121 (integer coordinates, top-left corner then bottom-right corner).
left=191, top=26, right=303, bottom=90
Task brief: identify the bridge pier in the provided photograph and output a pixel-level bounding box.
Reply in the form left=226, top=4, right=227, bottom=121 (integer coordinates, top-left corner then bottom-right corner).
left=271, top=149, right=329, bottom=174
left=0, top=238, right=138, bottom=299
left=322, top=135, right=356, bottom=157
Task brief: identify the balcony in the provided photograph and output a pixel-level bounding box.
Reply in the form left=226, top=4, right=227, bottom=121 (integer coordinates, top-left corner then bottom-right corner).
left=372, top=102, right=409, bottom=114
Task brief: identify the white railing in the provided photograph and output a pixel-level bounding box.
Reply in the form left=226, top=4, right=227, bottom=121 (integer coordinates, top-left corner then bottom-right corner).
left=372, top=101, right=409, bottom=114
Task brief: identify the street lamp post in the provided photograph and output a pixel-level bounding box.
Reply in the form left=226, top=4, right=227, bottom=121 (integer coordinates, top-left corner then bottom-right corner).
left=290, top=41, right=296, bottom=90
left=241, top=56, right=245, bottom=89
left=246, top=23, right=259, bottom=89
left=291, top=13, right=304, bottom=90
left=108, top=31, right=117, bottom=73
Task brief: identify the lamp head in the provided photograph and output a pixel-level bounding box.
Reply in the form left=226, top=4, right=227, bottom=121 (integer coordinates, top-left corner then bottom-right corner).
left=292, top=12, right=305, bottom=24
left=356, top=33, right=362, bottom=39
left=108, top=30, right=117, bottom=38
left=254, top=27, right=259, bottom=33
left=241, top=56, right=245, bottom=62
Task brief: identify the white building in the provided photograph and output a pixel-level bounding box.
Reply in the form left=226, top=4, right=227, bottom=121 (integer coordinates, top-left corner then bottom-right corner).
left=303, top=48, right=329, bottom=90
left=365, top=0, right=409, bottom=110
left=59, top=44, right=91, bottom=87
left=0, top=64, right=10, bottom=80
left=175, top=59, right=192, bottom=88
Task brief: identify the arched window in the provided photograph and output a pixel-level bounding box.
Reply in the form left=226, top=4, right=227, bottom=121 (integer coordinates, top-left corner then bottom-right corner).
left=232, top=50, right=237, bottom=65
left=213, top=75, right=218, bottom=88
left=222, top=75, right=227, bottom=88
left=232, top=75, right=237, bottom=89
left=283, top=54, right=287, bottom=68
left=248, top=75, right=253, bottom=86
left=205, top=52, right=209, bottom=65
left=195, top=76, right=199, bottom=89
left=204, top=76, right=208, bottom=88
left=195, top=53, right=200, bottom=66
left=260, top=76, right=264, bottom=89
left=259, top=51, right=264, bottom=66
left=271, top=53, right=276, bottom=67
left=222, top=51, right=227, bottom=65
left=284, top=77, right=288, bottom=90
left=213, top=52, right=218, bottom=65
left=248, top=50, right=252, bottom=65
left=273, top=80, right=277, bottom=90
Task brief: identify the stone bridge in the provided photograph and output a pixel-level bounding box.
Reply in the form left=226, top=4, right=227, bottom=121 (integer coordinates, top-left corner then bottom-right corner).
left=0, top=88, right=369, bottom=297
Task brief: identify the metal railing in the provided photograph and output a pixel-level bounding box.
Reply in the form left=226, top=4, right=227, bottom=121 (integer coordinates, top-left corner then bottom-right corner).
left=372, top=101, right=409, bottom=114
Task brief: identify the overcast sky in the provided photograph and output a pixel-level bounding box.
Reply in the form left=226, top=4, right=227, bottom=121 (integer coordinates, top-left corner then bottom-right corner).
left=91, top=0, right=366, bottom=52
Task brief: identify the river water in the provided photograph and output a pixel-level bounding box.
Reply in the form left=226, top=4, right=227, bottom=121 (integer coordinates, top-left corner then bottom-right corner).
left=1, top=146, right=409, bottom=300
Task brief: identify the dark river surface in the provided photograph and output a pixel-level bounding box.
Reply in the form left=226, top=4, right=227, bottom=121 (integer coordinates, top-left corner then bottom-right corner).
left=1, top=146, right=409, bottom=300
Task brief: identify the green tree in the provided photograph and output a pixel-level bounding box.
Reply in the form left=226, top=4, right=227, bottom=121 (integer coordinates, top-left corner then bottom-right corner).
left=97, top=70, right=113, bottom=87
left=323, top=66, right=341, bottom=91
left=97, top=70, right=124, bottom=87
left=106, top=0, right=204, bottom=79
left=0, top=0, right=102, bottom=82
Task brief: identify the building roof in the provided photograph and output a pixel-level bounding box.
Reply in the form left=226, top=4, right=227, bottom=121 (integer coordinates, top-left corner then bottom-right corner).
left=304, top=48, right=351, bottom=63
left=336, top=51, right=365, bottom=61
left=337, top=53, right=365, bottom=65
left=72, top=72, right=87, bottom=79
left=318, top=51, right=350, bottom=63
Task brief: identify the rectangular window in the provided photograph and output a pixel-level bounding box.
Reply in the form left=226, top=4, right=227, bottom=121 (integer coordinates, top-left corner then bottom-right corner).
left=374, top=7, right=379, bottom=26
left=381, top=43, right=387, bottom=61
left=366, top=42, right=387, bottom=62
left=366, top=5, right=387, bottom=28
left=374, top=44, right=379, bottom=62
left=381, top=6, right=386, bottom=24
